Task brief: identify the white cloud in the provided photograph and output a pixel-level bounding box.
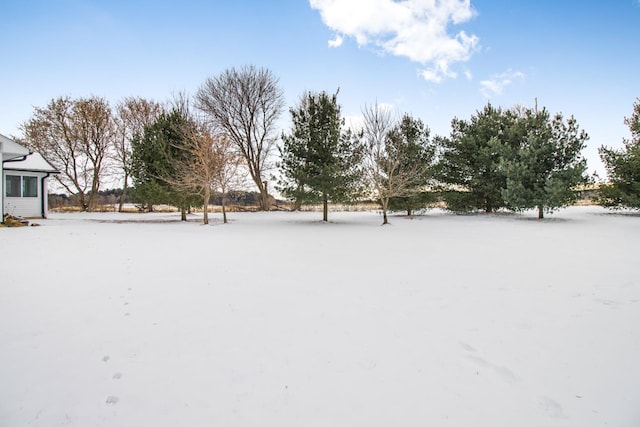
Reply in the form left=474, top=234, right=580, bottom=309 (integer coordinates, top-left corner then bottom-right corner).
left=344, top=114, right=365, bottom=131
left=346, top=101, right=395, bottom=132
left=309, top=0, right=479, bottom=83
left=480, top=69, right=525, bottom=98
left=464, top=69, right=473, bottom=80
left=328, top=34, right=343, bottom=48
left=377, top=102, right=394, bottom=112
left=418, top=59, right=458, bottom=83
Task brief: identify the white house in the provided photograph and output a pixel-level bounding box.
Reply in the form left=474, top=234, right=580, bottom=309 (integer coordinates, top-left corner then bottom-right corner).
left=1, top=133, right=58, bottom=219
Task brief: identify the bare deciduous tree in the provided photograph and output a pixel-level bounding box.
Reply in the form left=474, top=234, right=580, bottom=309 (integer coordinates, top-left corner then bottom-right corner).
left=362, top=103, right=396, bottom=224
left=22, top=96, right=114, bottom=211
left=195, top=65, right=285, bottom=211
left=171, top=123, right=221, bottom=225
left=172, top=126, right=242, bottom=225
left=362, top=103, right=431, bottom=225
left=113, top=97, right=163, bottom=212
left=213, top=134, right=243, bottom=224
left=163, top=97, right=241, bottom=225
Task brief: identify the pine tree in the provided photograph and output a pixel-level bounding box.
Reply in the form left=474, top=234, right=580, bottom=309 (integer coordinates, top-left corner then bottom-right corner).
left=502, top=108, right=589, bottom=218
left=437, top=103, right=519, bottom=212
left=599, top=98, right=640, bottom=209
left=130, top=111, right=200, bottom=219
left=278, top=91, right=363, bottom=221
left=130, top=123, right=174, bottom=210
left=386, top=114, right=437, bottom=216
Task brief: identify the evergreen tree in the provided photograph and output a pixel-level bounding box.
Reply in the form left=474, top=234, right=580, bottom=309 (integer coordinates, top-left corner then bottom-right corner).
left=386, top=114, right=437, bottom=216
left=599, top=98, right=640, bottom=209
left=130, top=110, right=199, bottom=219
left=278, top=90, right=363, bottom=221
left=437, top=103, right=519, bottom=212
left=130, top=127, right=173, bottom=211
left=113, top=97, right=163, bottom=212
left=502, top=108, right=589, bottom=218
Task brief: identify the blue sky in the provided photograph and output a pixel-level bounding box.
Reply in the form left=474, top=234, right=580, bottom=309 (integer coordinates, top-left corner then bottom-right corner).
left=2, top=0, right=639, bottom=177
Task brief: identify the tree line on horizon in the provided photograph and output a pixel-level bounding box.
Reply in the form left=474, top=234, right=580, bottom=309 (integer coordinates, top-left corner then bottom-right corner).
left=17, top=65, right=640, bottom=224
left=46, top=188, right=275, bottom=212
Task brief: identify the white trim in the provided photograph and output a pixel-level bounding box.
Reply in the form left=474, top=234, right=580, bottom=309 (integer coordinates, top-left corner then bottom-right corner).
left=1, top=133, right=30, bottom=161
left=4, top=152, right=58, bottom=173
left=2, top=134, right=57, bottom=219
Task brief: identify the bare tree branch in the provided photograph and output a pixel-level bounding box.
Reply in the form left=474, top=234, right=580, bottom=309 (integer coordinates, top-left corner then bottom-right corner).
left=113, top=97, right=163, bottom=211
left=362, top=103, right=431, bottom=224
left=195, top=65, right=284, bottom=210
left=22, top=96, right=114, bottom=211
left=160, top=102, right=241, bottom=225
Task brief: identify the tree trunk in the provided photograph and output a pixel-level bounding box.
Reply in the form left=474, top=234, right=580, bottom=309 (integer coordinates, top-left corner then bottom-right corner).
left=322, top=193, right=328, bottom=222
left=258, top=182, right=270, bottom=211
left=407, top=209, right=412, bottom=216
left=538, top=206, right=544, bottom=219
left=222, top=191, right=228, bottom=224
left=381, top=197, right=389, bottom=225
left=77, top=192, right=88, bottom=212
left=293, top=184, right=303, bottom=211
left=118, top=174, right=128, bottom=213
left=484, top=198, right=493, bottom=213
left=181, top=207, right=187, bottom=221
left=203, top=187, right=210, bottom=225
left=88, top=174, right=101, bottom=212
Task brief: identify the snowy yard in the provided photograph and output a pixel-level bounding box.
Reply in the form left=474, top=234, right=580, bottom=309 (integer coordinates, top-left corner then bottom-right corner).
left=1, top=206, right=639, bottom=426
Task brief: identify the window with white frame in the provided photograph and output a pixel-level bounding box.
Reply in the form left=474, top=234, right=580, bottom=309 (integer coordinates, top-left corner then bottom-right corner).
left=23, top=176, right=38, bottom=197
left=5, top=175, right=38, bottom=197
left=5, top=175, right=21, bottom=197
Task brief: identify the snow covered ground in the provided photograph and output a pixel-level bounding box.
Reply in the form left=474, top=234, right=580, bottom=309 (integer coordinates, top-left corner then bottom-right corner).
left=1, top=206, right=638, bottom=426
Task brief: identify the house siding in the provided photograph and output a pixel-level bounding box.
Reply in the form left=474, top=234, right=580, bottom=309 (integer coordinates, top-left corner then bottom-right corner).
left=3, top=171, right=48, bottom=218
left=0, top=141, right=3, bottom=218
left=1, top=138, right=57, bottom=220
left=0, top=163, right=3, bottom=218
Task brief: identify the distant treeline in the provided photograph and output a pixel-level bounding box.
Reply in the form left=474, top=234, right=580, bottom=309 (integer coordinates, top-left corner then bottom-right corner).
left=49, top=189, right=127, bottom=210
left=48, top=189, right=278, bottom=210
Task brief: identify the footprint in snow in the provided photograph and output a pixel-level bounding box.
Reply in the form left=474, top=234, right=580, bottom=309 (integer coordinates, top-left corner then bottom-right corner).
left=460, top=342, right=476, bottom=352
left=539, top=396, right=566, bottom=418
left=112, top=372, right=122, bottom=380
left=102, top=355, right=110, bottom=362
left=467, top=355, right=518, bottom=384
left=106, top=395, right=119, bottom=406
